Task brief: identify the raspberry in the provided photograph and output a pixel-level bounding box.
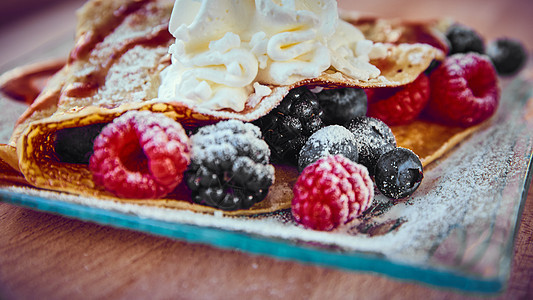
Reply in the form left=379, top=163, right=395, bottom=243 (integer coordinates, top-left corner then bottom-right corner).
left=366, top=73, right=430, bottom=126
left=427, top=53, right=500, bottom=127
left=89, top=111, right=190, bottom=199
left=292, top=155, right=374, bottom=231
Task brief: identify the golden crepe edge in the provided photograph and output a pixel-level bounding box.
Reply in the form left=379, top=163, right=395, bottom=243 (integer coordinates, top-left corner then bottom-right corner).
left=0, top=0, right=485, bottom=216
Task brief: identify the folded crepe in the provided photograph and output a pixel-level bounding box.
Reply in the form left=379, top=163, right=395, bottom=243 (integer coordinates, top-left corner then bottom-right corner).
left=0, top=0, right=474, bottom=215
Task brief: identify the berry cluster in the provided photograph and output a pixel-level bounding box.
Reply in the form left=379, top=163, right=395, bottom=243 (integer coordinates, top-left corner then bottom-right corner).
left=367, top=53, right=501, bottom=127
left=254, top=86, right=367, bottom=165
left=291, top=115, right=423, bottom=231
left=445, top=23, right=528, bottom=76
left=364, top=22, right=528, bottom=129
left=88, top=112, right=274, bottom=211
left=79, top=22, right=526, bottom=232
left=367, top=54, right=500, bottom=128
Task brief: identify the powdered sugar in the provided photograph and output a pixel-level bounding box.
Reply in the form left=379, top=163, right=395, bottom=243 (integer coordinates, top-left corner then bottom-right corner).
left=0, top=98, right=27, bottom=144
left=1, top=66, right=532, bottom=282
left=298, top=125, right=358, bottom=171
left=191, top=120, right=270, bottom=166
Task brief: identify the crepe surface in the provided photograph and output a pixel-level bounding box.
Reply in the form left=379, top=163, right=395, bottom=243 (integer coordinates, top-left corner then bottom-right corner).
left=0, top=0, right=483, bottom=215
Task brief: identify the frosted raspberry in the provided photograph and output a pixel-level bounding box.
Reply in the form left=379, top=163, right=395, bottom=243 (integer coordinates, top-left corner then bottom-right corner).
left=427, top=53, right=500, bottom=127
left=89, top=111, right=190, bottom=199
left=291, top=155, right=374, bottom=231
left=366, top=73, right=430, bottom=126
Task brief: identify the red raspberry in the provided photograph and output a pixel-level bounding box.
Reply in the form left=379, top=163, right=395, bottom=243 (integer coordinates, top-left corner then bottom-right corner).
left=427, top=53, right=499, bottom=127
left=89, top=111, right=190, bottom=199
left=291, top=155, right=374, bottom=231
left=366, top=73, right=430, bottom=125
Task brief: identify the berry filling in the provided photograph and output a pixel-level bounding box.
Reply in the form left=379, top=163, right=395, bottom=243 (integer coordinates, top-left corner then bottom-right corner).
left=445, top=23, right=485, bottom=55
left=72, top=19, right=521, bottom=231
left=486, top=38, right=528, bottom=76
left=89, top=111, right=190, bottom=199
left=346, top=116, right=396, bottom=175
left=316, top=87, right=368, bottom=125
left=53, top=123, right=107, bottom=164
left=186, top=120, right=274, bottom=211
left=427, top=53, right=499, bottom=127
left=292, top=155, right=374, bottom=231
left=254, top=86, right=324, bottom=164
left=366, top=73, right=430, bottom=126
left=374, top=148, right=423, bottom=199
left=298, top=125, right=358, bottom=172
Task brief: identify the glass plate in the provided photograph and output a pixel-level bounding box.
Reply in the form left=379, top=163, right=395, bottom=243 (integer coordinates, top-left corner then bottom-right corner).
left=1, top=35, right=532, bottom=294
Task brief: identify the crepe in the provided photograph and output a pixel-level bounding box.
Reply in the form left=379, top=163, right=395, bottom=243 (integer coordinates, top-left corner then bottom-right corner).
left=0, top=0, right=473, bottom=215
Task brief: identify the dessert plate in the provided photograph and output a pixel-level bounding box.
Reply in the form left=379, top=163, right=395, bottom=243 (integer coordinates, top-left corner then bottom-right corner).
left=1, top=32, right=532, bottom=295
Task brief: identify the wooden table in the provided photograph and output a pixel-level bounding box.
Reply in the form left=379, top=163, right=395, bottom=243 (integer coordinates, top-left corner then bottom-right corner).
left=1, top=0, right=532, bottom=299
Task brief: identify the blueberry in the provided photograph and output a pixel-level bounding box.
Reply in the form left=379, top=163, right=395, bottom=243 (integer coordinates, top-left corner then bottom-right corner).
left=316, top=88, right=367, bottom=125
left=345, top=116, right=396, bottom=175
left=53, top=123, right=107, bottom=164
left=446, top=24, right=485, bottom=55
left=374, top=148, right=423, bottom=199
left=298, top=125, right=358, bottom=172
left=486, top=38, right=528, bottom=76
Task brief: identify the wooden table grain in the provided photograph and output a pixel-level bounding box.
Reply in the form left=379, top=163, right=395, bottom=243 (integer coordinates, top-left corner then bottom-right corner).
left=1, top=0, right=533, bottom=299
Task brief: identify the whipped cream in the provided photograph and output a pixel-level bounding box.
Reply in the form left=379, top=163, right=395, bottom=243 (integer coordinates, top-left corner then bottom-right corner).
left=158, top=0, right=386, bottom=112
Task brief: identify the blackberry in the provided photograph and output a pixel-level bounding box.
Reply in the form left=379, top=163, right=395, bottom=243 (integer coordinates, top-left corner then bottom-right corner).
left=54, top=123, right=107, bottom=164
left=374, top=148, right=423, bottom=199
left=446, top=24, right=485, bottom=55
left=298, top=125, right=358, bottom=172
left=185, top=120, right=274, bottom=211
left=316, top=87, right=367, bottom=125
left=254, top=86, right=324, bottom=164
left=486, top=38, right=528, bottom=76
left=345, top=116, right=396, bottom=175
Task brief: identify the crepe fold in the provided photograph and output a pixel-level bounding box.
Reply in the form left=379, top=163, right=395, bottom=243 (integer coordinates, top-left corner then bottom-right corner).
left=0, top=0, right=450, bottom=215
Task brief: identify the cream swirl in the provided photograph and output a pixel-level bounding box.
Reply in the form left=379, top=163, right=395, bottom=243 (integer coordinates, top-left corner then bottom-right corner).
left=159, top=0, right=385, bottom=112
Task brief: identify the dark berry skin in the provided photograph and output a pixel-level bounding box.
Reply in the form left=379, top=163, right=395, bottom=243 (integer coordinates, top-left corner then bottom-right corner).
left=298, top=125, right=358, bottom=172
left=486, top=38, right=528, bottom=76
left=186, top=120, right=274, bottom=211
left=254, top=87, right=324, bottom=164
left=424, top=59, right=441, bottom=75
left=316, top=88, right=367, bottom=125
left=374, top=148, right=423, bottom=199
left=446, top=24, right=485, bottom=55
left=345, top=116, right=396, bottom=175
left=54, top=123, right=107, bottom=164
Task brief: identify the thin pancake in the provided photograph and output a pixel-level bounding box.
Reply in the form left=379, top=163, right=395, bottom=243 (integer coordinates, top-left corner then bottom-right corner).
left=0, top=0, right=474, bottom=216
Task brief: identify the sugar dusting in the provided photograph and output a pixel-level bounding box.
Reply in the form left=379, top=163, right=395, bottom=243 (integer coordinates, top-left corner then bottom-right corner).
left=298, top=125, right=358, bottom=170
left=1, top=75, right=532, bottom=273
left=0, top=98, right=26, bottom=143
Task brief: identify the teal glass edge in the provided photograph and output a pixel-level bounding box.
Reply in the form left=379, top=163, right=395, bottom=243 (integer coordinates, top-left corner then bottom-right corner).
left=1, top=188, right=514, bottom=294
